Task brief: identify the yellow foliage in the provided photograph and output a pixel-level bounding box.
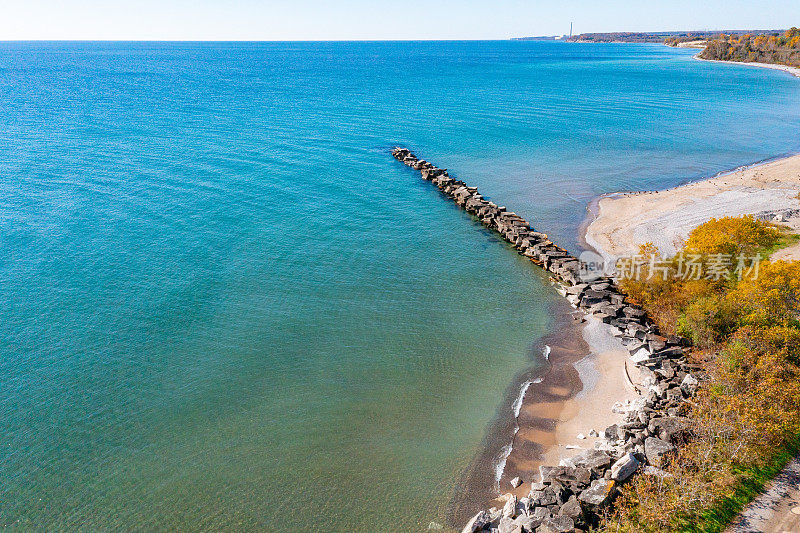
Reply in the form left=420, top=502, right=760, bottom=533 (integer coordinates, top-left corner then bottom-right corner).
left=685, top=215, right=780, bottom=256
left=606, top=216, right=800, bottom=531
left=731, top=260, right=800, bottom=326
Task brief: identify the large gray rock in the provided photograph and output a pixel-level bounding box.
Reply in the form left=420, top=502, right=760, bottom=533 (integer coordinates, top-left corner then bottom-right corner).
left=539, top=465, right=591, bottom=486
left=462, top=510, right=491, bottom=533
left=578, top=478, right=615, bottom=508
left=648, top=417, right=689, bottom=442
left=562, top=449, right=612, bottom=473
left=680, top=373, right=699, bottom=397
left=502, top=494, right=517, bottom=519
left=558, top=495, right=582, bottom=519
left=604, top=424, right=621, bottom=441
left=529, top=488, right=558, bottom=507
left=498, top=516, right=520, bottom=533
left=644, top=437, right=676, bottom=466
left=514, top=510, right=546, bottom=532
left=610, top=453, right=640, bottom=481
left=537, top=515, right=574, bottom=533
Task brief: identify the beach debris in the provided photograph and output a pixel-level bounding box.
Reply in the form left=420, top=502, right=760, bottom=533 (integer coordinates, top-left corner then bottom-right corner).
left=427, top=521, right=444, bottom=530
left=509, top=476, right=522, bottom=488
left=589, top=429, right=599, bottom=437
left=576, top=433, right=586, bottom=439
left=565, top=444, right=582, bottom=450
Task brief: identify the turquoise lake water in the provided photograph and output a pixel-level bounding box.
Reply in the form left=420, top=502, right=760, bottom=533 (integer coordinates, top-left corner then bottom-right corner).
left=1, top=41, right=799, bottom=531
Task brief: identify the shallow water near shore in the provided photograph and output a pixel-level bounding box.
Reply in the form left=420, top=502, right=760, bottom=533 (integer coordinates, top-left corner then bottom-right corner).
left=2, top=41, right=800, bottom=531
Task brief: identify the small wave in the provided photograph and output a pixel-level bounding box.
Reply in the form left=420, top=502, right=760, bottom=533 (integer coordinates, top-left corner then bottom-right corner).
left=512, top=380, right=533, bottom=419
left=496, top=375, right=546, bottom=488
left=494, top=443, right=513, bottom=491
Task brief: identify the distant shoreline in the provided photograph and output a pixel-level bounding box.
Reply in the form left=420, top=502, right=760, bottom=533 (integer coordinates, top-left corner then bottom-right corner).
left=693, top=53, right=800, bottom=78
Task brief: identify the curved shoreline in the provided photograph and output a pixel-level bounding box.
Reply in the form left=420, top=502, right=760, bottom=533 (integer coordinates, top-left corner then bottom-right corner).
left=447, top=298, right=586, bottom=526
left=583, top=152, right=800, bottom=263
left=390, top=148, right=694, bottom=532
left=692, top=53, right=800, bottom=78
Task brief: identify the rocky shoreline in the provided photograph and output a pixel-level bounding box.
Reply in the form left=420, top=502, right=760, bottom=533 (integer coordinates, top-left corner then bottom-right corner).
left=391, top=148, right=701, bottom=533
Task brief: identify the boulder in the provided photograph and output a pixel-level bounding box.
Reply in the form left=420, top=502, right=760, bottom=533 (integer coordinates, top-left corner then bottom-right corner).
left=539, top=465, right=591, bottom=486
left=610, top=453, right=640, bottom=482
left=529, top=488, right=558, bottom=507
left=462, top=510, right=491, bottom=533
left=514, top=509, right=548, bottom=532
left=604, top=424, right=620, bottom=441
left=497, top=516, right=520, bottom=533
left=623, top=306, right=646, bottom=318
left=578, top=478, right=615, bottom=508
left=562, top=449, right=612, bottom=472
left=644, top=437, right=676, bottom=466
left=537, top=515, right=574, bottom=533
left=558, top=495, right=582, bottom=519
left=654, top=346, right=685, bottom=359
left=680, top=373, right=699, bottom=397
left=502, top=494, right=517, bottom=519
left=630, top=347, right=652, bottom=363
left=510, top=476, right=522, bottom=488
left=648, top=417, right=689, bottom=442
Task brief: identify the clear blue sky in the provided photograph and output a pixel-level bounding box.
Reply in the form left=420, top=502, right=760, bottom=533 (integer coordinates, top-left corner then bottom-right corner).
left=2, top=0, right=796, bottom=40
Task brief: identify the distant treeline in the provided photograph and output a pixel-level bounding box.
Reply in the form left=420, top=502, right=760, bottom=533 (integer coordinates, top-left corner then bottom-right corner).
left=512, top=30, right=784, bottom=44
left=697, top=29, right=800, bottom=67
left=568, top=30, right=778, bottom=43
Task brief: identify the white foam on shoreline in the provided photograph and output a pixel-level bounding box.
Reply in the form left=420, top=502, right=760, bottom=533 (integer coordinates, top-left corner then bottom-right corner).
left=494, top=371, right=546, bottom=488
left=512, top=380, right=533, bottom=419
left=493, top=443, right=513, bottom=491
left=542, top=345, right=551, bottom=361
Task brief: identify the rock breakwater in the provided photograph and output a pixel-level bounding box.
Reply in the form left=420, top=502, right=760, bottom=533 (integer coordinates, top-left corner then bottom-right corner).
left=392, top=148, right=700, bottom=533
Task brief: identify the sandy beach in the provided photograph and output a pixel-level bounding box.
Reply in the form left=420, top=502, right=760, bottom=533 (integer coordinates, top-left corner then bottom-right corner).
left=472, top=312, right=641, bottom=512
left=694, top=55, right=800, bottom=78
left=452, top=297, right=641, bottom=521
left=585, top=153, right=800, bottom=262
left=478, top=150, right=800, bottom=513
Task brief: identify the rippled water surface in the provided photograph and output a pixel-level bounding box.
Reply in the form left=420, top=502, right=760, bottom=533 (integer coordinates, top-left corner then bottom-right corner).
left=1, top=41, right=799, bottom=530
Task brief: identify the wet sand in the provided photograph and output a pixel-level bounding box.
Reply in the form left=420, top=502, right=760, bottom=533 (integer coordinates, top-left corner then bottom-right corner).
left=450, top=295, right=640, bottom=525
left=448, top=297, right=585, bottom=525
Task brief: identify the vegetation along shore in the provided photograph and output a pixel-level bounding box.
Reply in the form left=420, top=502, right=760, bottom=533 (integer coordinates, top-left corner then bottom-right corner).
left=402, top=35, right=800, bottom=532
left=391, top=148, right=701, bottom=533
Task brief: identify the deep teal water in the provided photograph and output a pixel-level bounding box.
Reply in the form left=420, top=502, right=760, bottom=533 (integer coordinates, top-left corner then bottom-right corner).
left=1, top=41, right=799, bottom=531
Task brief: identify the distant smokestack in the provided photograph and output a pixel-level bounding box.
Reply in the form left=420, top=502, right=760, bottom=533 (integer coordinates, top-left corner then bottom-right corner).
left=570, top=22, right=573, bottom=38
